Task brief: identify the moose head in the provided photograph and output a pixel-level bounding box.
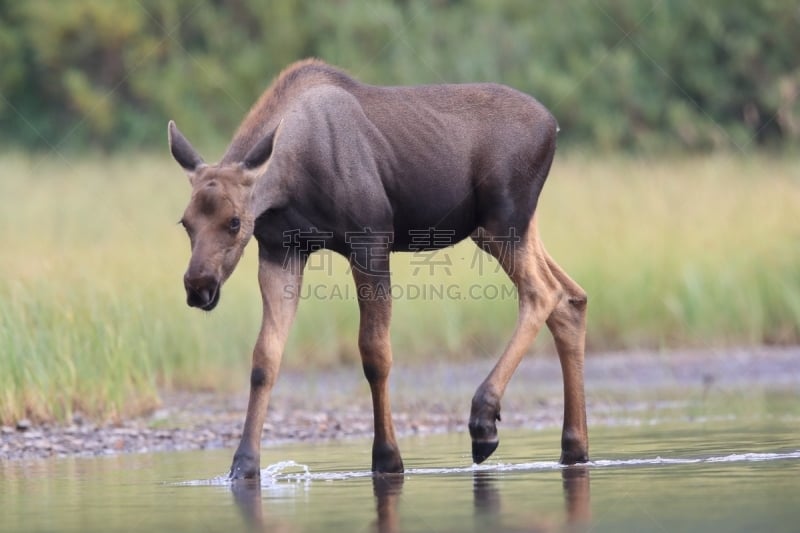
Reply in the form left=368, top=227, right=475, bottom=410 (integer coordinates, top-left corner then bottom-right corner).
left=167, top=121, right=277, bottom=310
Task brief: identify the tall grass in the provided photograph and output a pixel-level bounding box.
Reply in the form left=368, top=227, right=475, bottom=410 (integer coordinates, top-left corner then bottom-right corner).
left=542, top=154, right=800, bottom=349
left=1, top=152, right=798, bottom=423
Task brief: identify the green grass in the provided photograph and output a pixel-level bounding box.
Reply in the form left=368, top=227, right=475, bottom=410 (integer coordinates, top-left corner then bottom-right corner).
left=1, top=152, right=799, bottom=423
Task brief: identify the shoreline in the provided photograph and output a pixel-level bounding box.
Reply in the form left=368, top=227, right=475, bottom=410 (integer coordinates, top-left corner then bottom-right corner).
left=2, top=346, right=798, bottom=461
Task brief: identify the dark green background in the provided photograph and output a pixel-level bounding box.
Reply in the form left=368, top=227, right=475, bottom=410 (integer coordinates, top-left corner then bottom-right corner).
left=1, top=0, right=797, bottom=153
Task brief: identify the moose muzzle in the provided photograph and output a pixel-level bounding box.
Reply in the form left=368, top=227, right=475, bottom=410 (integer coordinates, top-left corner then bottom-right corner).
left=184, top=272, right=221, bottom=311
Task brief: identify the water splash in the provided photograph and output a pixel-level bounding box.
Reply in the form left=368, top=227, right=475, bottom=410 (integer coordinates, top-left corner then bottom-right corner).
left=175, top=449, right=800, bottom=486
left=704, top=451, right=800, bottom=463
left=261, top=460, right=311, bottom=479
left=173, top=460, right=313, bottom=487
left=590, top=450, right=800, bottom=468
left=174, top=474, right=231, bottom=487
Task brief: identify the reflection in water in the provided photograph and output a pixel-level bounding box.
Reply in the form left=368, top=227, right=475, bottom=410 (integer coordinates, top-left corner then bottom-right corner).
left=5, top=425, right=798, bottom=532
left=473, top=471, right=502, bottom=515
left=231, top=480, right=290, bottom=533
left=232, top=466, right=590, bottom=532
left=230, top=473, right=406, bottom=533
left=372, top=474, right=405, bottom=533
left=231, top=480, right=263, bottom=531
left=562, top=466, right=591, bottom=524
left=473, top=467, right=591, bottom=530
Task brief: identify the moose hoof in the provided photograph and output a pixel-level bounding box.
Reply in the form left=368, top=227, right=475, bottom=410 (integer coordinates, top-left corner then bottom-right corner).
left=229, top=452, right=261, bottom=480
left=472, top=439, right=500, bottom=464
left=468, top=402, right=501, bottom=464
left=560, top=431, right=589, bottom=465
left=372, top=442, right=404, bottom=474
left=560, top=448, right=589, bottom=465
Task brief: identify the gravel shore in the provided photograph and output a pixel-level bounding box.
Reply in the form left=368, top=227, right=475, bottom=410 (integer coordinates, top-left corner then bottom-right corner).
left=2, top=346, right=798, bottom=461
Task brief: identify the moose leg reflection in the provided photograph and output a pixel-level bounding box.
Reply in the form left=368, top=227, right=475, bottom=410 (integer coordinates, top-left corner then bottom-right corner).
left=232, top=466, right=588, bottom=531
left=473, top=467, right=591, bottom=528
left=473, top=471, right=502, bottom=516
left=372, top=474, right=405, bottom=533
left=231, top=480, right=292, bottom=533
left=562, top=465, right=592, bottom=524
left=230, top=474, right=405, bottom=533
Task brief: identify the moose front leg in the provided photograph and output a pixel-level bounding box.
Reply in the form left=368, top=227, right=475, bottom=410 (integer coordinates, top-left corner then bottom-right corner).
left=352, top=266, right=403, bottom=473
left=230, top=251, right=303, bottom=479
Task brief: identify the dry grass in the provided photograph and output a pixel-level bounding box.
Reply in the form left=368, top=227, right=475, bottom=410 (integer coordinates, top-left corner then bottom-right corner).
left=1, top=151, right=798, bottom=423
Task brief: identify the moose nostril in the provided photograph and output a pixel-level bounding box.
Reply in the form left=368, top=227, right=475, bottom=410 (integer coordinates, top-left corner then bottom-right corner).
left=186, top=289, right=205, bottom=307
left=184, top=274, right=220, bottom=309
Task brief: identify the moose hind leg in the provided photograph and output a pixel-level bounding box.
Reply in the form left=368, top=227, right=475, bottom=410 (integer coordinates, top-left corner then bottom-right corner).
left=545, top=253, right=589, bottom=464
left=469, top=221, right=560, bottom=463
left=353, top=267, right=403, bottom=473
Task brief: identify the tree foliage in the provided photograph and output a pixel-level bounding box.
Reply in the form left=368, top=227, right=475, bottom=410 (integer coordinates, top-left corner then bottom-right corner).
left=1, top=0, right=797, bottom=152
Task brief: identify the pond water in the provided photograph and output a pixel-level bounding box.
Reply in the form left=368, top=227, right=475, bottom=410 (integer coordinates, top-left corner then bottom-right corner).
left=1, top=420, right=798, bottom=532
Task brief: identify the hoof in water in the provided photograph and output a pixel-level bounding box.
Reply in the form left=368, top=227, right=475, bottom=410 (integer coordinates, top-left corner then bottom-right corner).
left=472, top=439, right=500, bottom=464
left=560, top=431, right=589, bottom=465
left=372, top=441, right=405, bottom=474
left=373, top=457, right=405, bottom=474
left=229, top=453, right=261, bottom=480
left=559, top=449, right=589, bottom=465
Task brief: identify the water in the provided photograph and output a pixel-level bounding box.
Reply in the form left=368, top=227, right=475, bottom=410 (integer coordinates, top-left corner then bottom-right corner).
left=1, top=421, right=798, bottom=532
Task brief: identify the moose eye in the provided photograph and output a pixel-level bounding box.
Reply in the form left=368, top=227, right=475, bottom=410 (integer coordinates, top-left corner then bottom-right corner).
left=229, top=216, right=241, bottom=233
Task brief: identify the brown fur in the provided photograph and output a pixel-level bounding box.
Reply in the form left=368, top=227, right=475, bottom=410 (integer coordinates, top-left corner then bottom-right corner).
left=224, top=59, right=354, bottom=163
left=168, top=59, right=589, bottom=479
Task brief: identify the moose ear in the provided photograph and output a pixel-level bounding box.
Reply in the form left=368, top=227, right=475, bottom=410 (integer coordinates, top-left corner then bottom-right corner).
left=168, top=120, right=205, bottom=176
left=242, top=120, right=282, bottom=178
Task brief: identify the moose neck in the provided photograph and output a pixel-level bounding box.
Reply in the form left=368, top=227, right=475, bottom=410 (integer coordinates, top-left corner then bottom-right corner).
left=220, top=59, right=357, bottom=166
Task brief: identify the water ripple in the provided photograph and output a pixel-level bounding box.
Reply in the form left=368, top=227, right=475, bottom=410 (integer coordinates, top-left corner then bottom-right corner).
left=176, top=450, right=800, bottom=486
